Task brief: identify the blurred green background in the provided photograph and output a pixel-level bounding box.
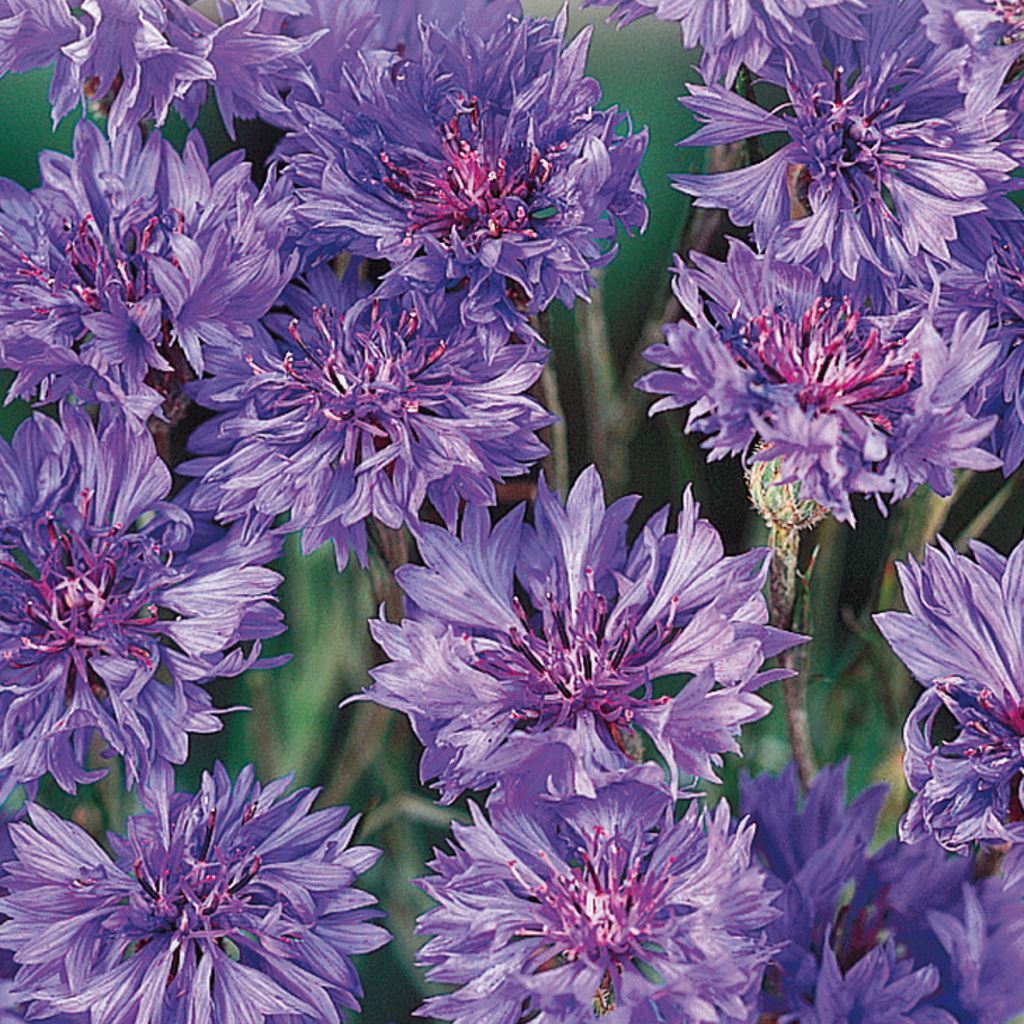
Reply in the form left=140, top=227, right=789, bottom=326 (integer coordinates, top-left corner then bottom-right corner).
left=1, top=5, right=1023, bottom=1022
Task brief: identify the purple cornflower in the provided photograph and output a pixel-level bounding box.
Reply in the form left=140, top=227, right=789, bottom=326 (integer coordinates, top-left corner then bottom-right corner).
left=183, top=265, right=551, bottom=571
left=923, top=0, right=1024, bottom=111
left=0, top=410, right=286, bottom=794
left=875, top=537, right=1024, bottom=851
left=0, top=0, right=322, bottom=138
left=637, top=241, right=1002, bottom=523
left=580, top=0, right=868, bottom=84
left=674, top=0, right=1022, bottom=295
left=363, top=465, right=797, bottom=803
left=926, top=221, right=1024, bottom=474
left=417, top=780, right=777, bottom=1023
left=0, top=763, right=388, bottom=1023
left=0, top=119, right=295, bottom=425
left=287, top=9, right=647, bottom=347
left=742, top=762, right=1024, bottom=1023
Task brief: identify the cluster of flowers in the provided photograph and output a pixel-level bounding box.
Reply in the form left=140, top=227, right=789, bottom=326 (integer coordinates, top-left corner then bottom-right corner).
left=0, top=0, right=1018, bottom=1021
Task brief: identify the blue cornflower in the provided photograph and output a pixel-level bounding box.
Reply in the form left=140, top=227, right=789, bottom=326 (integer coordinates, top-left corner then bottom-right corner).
left=0, top=0, right=322, bottom=138
left=0, top=763, right=388, bottom=1024
left=0, top=410, right=286, bottom=794
left=580, top=0, right=869, bottom=85
left=673, top=0, right=1022, bottom=295
left=0, top=120, right=296, bottom=425
left=362, top=465, right=798, bottom=803
left=182, top=265, right=551, bottom=571
left=743, top=762, right=1024, bottom=1023
left=417, top=780, right=778, bottom=1023
left=636, top=240, right=1002, bottom=523
left=876, top=537, right=1024, bottom=851
left=287, top=9, right=647, bottom=348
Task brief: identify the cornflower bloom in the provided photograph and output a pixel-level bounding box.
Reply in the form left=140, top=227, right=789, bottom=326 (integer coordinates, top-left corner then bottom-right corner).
left=417, top=780, right=778, bottom=1023
left=0, top=410, right=285, bottom=794
left=0, top=0, right=322, bottom=138
left=0, top=120, right=295, bottom=425
left=0, top=764, right=387, bottom=1023
left=580, top=0, right=868, bottom=84
left=875, top=536, right=1024, bottom=851
left=923, top=0, right=1024, bottom=111
left=288, top=9, right=647, bottom=347
left=674, top=0, right=1022, bottom=295
left=743, top=762, right=1024, bottom=1023
left=184, top=265, right=551, bottom=571
left=637, top=241, right=1001, bottom=523
left=364, top=465, right=797, bottom=803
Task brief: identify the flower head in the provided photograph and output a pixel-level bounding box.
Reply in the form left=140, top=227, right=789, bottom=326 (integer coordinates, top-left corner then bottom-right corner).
left=0, top=763, right=388, bottom=1024
left=742, top=762, right=1024, bottom=1023
left=674, top=1, right=1022, bottom=294
left=184, top=264, right=550, bottom=571
left=0, top=410, right=286, bottom=794
left=417, top=780, right=777, bottom=1023
left=581, top=0, right=869, bottom=84
left=287, top=9, right=647, bottom=346
left=364, top=465, right=798, bottom=802
left=0, top=120, right=295, bottom=425
left=637, top=241, right=1001, bottom=522
left=875, top=536, right=1024, bottom=851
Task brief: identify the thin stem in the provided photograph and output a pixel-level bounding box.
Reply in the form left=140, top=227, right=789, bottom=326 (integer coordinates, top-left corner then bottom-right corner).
left=768, top=525, right=817, bottom=790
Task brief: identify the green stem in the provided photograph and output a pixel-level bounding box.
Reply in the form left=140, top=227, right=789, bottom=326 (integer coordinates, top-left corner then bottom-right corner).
left=768, top=525, right=817, bottom=790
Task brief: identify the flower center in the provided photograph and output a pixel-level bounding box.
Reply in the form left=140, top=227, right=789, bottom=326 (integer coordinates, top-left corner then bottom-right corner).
left=251, top=303, right=447, bottom=434
left=789, top=69, right=904, bottom=206
left=474, top=574, right=679, bottom=740
left=0, top=497, right=162, bottom=671
left=736, top=297, right=918, bottom=429
left=991, top=0, right=1024, bottom=40
left=380, top=94, right=561, bottom=248
left=131, top=808, right=261, bottom=943
left=515, top=827, right=673, bottom=976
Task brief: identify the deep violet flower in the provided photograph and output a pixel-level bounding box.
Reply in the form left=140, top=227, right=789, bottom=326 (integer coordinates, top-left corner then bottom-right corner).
left=287, top=9, right=647, bottom=348
left=0, top=763, right=388, bottom=1024
left=362, top=465, right=798, bottom=803
left=416, top=780, right=777, bottom=1023
left=674, top=0, right=1022, bottom=295
left=182, top=264, right=551, bottom=572
left=875, top=536, right=1024, bottom=852
left=0, top=409, right=286, bottom=794
left=580, top=0, right=868, bottom=84
left=636, top=241, right=1002, bottom=523
left=0, top=119, right=295, bottom=425
left=742, top=762, right=1024, bottom=1023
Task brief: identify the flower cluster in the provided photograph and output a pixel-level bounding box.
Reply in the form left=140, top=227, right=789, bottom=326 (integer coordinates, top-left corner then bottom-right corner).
left=743, top=762, right=1024, bottom=1022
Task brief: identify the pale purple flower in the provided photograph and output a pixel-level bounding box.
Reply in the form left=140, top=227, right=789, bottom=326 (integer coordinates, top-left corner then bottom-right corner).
left=875, top=536, right=1024, bottom=851
left=287, top=9, right=647, bottom=348
left=0, top=763, right=387, bottom=1024
left=0, top=410, right=286, bottom=794
left=0, top=119, right=295, bottom=425
left=674, top=0, right=1022, bottom=295
left=363, top=465, right=798, bottom=803
left=417, top=780, right=777, bottom=1023
left=637, top=241, right=1002, bottom=523
left=580, top=0, right=868, bottom=84
left=183, top=265, right=551, bottom=571
left=923, top=0, right=1024, bottom=112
